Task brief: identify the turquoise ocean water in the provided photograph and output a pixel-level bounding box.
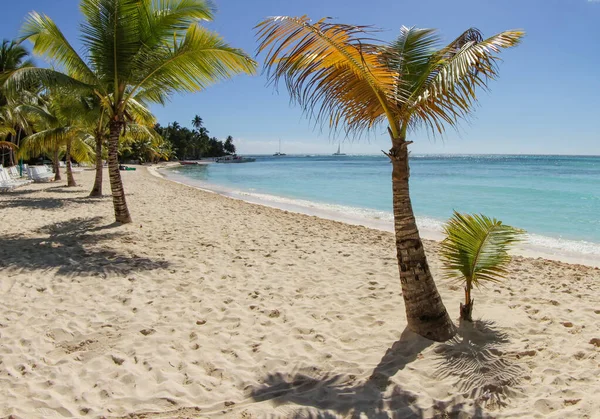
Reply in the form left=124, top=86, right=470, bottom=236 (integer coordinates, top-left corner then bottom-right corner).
left=165, top=155, right=600, bottom=259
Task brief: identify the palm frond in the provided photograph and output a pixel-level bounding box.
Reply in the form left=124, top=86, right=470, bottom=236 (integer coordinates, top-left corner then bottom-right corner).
left=440, top=211, right=524, bottom=287
left=69, top=133, right=95, bottom=162
left=0, top=125, right=16, bottom=138
left=124, top=23, right=256, bottom=109
left=3, top=67, right=95, bottom=98
left=256, top=16, right=399, bottom=136
left=404, top=29, right=524, bottom=134
left=20, top=12, right=97, bottom=84
left=137, top=0, right=215, bottom=44
left=16, top=103, right=60, bottom=129
left=0, top=140, right=18, bottom=150
left=18, top=126, right=79, bottom=158
left=125, top=98, right=157, bottom=126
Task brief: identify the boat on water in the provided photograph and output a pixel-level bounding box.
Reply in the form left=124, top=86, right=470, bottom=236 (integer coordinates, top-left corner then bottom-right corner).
left=179, top=161, right=201, bottom=165
left=273, top=139, right=286, bottom=156
left=215, top=155, right=256, bottom=164
left=333, top=143, right=346, bottom=156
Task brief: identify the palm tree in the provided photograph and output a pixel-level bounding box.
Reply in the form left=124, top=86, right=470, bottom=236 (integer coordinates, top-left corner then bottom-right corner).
left=0, top=102, right=33, bottom=166
left=440, top=212, right=523, bottom=322
left=18, top=93, right=95, bottom=186
left=0, top=39, right=33, bottom=103
left=88, top=96, right=156, bottom=197
left=192, top=115, right=203, bottom=130
left=10, top=0, right=257, bottom=223
left=256, top=17, right=523, bottom=341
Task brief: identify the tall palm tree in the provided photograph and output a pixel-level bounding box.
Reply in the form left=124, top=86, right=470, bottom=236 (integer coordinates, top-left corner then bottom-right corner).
left=256, top=17, right=523, bottom=341
left=9, top=0, right=256, bottom=223
left=192, top=115, right=203, bottom=130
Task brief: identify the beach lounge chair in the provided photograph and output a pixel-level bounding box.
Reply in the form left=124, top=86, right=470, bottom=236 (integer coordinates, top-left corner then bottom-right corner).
left=7, top=166, right=33, bottom=185
left=0, top=166, right=31, bottom=191
left=28, top=166, right=55, bottom=183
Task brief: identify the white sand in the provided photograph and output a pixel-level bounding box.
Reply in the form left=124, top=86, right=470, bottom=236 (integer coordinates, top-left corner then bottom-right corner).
left=0, top=167, right=598, bottom=418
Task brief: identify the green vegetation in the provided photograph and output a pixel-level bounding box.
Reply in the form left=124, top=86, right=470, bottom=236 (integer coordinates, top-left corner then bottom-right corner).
left=256, top=16, right=523, bottom=341
left=6, top=0, right=256, bottom=223
left=154, top=115, right=236, bottom=160
left=440, top=212, right=524, bottom=322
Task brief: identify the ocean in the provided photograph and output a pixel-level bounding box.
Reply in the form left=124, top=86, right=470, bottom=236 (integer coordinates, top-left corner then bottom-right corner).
left=164, top=155, right=600, bottom=263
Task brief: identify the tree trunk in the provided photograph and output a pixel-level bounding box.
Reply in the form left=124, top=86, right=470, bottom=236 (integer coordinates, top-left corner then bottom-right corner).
left=89, top=132, right=103, bottom=197
left=389, top=136, right=455, bottom=342
left=53, top=149, right=61, bottom=181
left=108, top=120, right=132, bottom=223
left=66, top=141, right=77, bottom=187
left=460, top=285, right=474, bottom=322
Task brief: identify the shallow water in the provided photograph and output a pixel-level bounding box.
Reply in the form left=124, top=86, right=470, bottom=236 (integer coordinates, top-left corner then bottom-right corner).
left=165, top=154, right=600, bottom=258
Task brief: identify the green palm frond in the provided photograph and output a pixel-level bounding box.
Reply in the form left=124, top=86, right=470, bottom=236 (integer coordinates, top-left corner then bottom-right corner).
left=402, top=28, right=523, bottom=134
left=126, top=98, right=157, bottom=126
left=440, top=211, right=524, bottom=287
left=18, top=126, right=81, bottom=158
left=124, top=22, right=256, bottom=109
left=136, top=0, right=215, bottom=43
left=16, top=103, right=60, bottom=130
left=69, top=133, right=95, bottom=162
left=4, top=67, right=94, bottom=98
left=122, top=123, right=161, bottom=143
left=0, top=125, right=16, bottom=138
left=20, top=12, right=97, bottom=84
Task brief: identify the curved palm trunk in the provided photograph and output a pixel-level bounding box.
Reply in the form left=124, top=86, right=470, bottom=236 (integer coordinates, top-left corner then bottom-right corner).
left=66, top=141, right=77, bottom=187
left=89, top=132, right=103, bottom=197
left=108, top=120, right=132, bottom=223
left=389, top=137, right=455, bottom=342
left=53, top=149, right=61, bottom=181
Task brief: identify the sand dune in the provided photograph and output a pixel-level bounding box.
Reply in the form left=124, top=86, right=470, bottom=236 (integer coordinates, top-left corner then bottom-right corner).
left=0, top=167, right=598, bottom=418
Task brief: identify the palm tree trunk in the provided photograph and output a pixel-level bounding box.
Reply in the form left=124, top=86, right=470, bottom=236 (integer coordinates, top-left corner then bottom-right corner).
left=53, top=149, right=61, bottom=181
left=89, top=132, right=103, bottom=197
left=460, top=284, right=474, bottom=322
left=108, top=120, right=132, bottom=223
left=66, top=141, right=77, bottom=187
left=389, top=136, right=455, bottom=342
left=8, top=134, right=14, bottom=166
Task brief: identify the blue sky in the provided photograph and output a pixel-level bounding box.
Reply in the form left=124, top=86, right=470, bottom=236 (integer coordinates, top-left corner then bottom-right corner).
left=2, top=0, right=599, bottom=155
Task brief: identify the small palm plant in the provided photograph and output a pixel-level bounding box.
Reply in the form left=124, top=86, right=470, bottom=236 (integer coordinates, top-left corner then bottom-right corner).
left=440, top=211, right=524, bottom=322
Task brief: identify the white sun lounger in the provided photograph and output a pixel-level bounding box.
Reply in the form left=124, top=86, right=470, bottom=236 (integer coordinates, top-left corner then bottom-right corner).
left=28, top=166, right=55, bottom=183
left=0, top=167, right=31, bottom=191
left=7, top=166, right=33, bottom=185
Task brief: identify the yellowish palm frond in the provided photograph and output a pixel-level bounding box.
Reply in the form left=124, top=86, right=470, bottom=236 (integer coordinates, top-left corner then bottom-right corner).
left=256, top=16, right=401, bottom=136
left=0, top=126, right=16, bottom=138
left=125, top=98, right=157, bottom=127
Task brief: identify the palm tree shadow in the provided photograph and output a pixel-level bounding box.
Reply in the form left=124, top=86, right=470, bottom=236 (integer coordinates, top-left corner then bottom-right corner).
left=433, top=320, right=522, bottom=409
left=0, top=216, right=169, bottom=276
left=250, top=329, right=437, bottom=418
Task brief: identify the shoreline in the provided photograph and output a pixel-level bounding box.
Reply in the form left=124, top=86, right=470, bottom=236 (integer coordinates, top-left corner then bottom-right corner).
left=155, top=165, right=600, bottom=268
left=1, top=166, right=599, bottom=418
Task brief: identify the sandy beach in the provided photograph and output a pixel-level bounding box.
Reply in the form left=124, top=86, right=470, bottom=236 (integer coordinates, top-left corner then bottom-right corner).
left=1, top=167, right=599, bottom=419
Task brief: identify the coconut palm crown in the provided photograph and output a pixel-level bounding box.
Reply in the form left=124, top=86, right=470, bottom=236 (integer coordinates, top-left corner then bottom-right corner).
left=256, top=16, right=524, bottom=341
left=7, top=0, right=257, bottom=223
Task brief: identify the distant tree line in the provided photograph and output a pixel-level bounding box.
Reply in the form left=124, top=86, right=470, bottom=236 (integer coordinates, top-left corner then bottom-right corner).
left=153, top=115, right=236, bottom=160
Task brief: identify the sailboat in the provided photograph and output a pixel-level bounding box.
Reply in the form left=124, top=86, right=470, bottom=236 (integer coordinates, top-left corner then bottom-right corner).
left=333, top=143, right=346, bottom=156
left=273, top=139, right=286, bottom=156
